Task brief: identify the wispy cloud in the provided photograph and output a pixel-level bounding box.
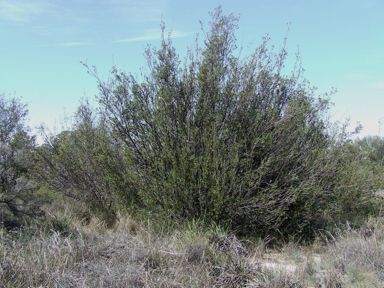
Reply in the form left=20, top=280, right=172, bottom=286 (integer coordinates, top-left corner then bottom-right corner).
left=340, top=0, right=382, bottom=9
left=345, top=73, right=370, bottom=80
left=116, top=28, right=192, bottom=43
left=29, top=42, right=90, bottom=48
left=57, top=42, right=89, bottom=47
left=370, top=81, right=384, bottom=89
left=0, top=0, right=52, bottom=23
left=345, top=74, right=384, bottom=89
left=0, top=0, right=171, bottom=37
left=108, top=0, right=169, bottom=23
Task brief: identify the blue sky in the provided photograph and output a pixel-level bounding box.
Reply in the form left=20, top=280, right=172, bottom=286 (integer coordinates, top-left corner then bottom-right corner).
left=1, top=0, right=383, bottom=139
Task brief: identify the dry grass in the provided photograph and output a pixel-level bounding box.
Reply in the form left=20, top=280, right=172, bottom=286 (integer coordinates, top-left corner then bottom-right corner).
left=1, top=199, right=384, bottom=287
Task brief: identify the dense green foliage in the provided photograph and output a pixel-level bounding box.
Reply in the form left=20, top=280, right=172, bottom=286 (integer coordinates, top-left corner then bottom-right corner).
left=80, top=7, right=380, bottom=237
left=0, top=93, right=43, bottom=229
left=28, top=7, right=383, bottom=239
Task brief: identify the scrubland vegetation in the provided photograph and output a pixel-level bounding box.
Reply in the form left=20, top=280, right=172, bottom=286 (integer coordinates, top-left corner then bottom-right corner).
left=1, top=7, right=384, bottom=287
left=2, top=198, right=384, bottom=287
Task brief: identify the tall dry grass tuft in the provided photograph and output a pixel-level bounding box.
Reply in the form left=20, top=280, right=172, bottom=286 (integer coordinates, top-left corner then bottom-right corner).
left=319, top=218, right=384, bottom=287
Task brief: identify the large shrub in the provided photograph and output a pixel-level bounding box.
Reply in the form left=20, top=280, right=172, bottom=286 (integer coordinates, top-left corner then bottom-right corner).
left=0, top=93, right=43, bottom=229
left=83, top=7, right=376, bottom=237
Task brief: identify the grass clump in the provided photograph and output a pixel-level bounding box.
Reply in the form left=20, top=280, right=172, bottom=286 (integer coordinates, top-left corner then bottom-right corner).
left=1, top=198, right=384, bottom=287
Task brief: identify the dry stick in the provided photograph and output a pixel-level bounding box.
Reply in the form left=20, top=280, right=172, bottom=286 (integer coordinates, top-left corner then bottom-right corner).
left=159, top=250, right=189, bottom=256
left=48, top=272, right=64, bottom=288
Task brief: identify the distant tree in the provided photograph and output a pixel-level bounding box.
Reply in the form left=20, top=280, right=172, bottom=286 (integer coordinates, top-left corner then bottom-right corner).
left=349, top=136, right=384, bottom=189
left=82, top=7, right=378, bottom=238
left=357, top=136, right=384, bottom=165
left=0, top=93, right=43, bottom=230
